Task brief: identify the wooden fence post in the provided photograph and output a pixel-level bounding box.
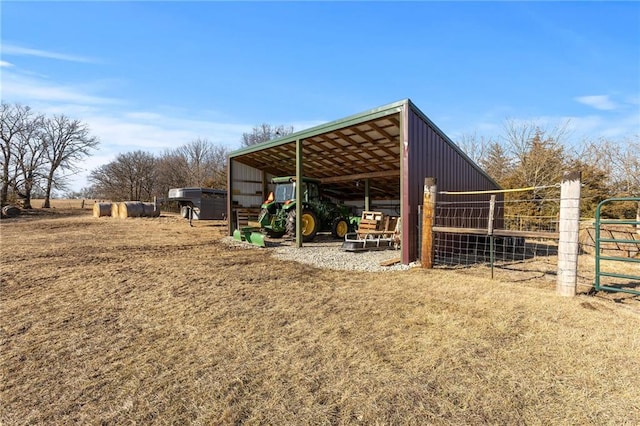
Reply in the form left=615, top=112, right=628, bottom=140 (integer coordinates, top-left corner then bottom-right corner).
left=488, top=194, right=496, bottom=279
left=557, top=171, right=581, bottom=297
left=421, top=177, right=437, bottom=268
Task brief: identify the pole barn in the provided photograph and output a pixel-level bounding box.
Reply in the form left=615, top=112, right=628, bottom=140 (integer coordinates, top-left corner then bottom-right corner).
left=227, top=99, right=499, bottom=265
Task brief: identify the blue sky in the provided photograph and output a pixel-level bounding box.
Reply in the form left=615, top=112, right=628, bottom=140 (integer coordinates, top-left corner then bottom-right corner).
left=1, top=1, right=639, bottom=191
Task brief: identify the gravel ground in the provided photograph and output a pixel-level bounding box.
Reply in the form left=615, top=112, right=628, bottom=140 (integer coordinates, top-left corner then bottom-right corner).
left=221, top=234, right=416, bottom=272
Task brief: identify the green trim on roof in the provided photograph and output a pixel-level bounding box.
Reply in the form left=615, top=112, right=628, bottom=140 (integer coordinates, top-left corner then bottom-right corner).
left=228, top=99, right=407, bottom=158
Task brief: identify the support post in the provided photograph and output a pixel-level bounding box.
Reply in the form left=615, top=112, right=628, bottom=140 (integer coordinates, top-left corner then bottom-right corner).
left=421, top=177, right=437, bottom=268
left=295, top=139, right=303, bottom=248
left=364, top=178, right=370, bottom=211
left=488, top=194, right=496, bottom=279
left=227, top=158, right=233, bottom=236
left=557, top=171, right=581, bottom=297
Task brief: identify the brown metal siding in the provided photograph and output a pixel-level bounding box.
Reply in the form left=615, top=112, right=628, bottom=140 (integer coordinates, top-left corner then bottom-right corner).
left=404, top=104, right=500, bottom=263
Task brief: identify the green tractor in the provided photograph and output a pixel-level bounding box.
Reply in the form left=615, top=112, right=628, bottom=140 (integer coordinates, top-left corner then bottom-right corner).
left=258, top=176, right=354, bottom=242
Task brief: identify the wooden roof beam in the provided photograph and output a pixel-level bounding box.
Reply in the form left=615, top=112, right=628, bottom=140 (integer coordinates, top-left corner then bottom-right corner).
left=350, top=127, right=397, bottom=158
left=319, top=169, right=400, bottom=184
left=368, top=121, right=398, bottom=141
left=333, top=130, right=389, bottom=167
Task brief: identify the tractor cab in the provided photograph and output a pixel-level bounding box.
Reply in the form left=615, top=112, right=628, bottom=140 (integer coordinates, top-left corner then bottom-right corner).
left=258, top=176, right=353, bottom=242
left=269, top=176, right=320, bottom=205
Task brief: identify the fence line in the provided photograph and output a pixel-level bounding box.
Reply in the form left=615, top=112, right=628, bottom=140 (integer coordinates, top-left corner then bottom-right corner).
left=422, top=173, right=582, bottom=296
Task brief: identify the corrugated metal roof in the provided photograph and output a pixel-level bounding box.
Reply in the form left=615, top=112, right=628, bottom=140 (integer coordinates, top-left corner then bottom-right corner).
left=229, top=99, right=498, bottom=197
left=229, top=99, right=407, bottom=199
left=229, top=99, right=406, bottom=157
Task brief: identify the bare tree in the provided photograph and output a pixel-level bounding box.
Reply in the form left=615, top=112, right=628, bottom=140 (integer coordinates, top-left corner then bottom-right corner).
left=89, top=151, right=158, bottom=201
left=156, top=139, right=230, bottom=196
left=175, top=138, right=218, bottom=186
left=593, top=136, right=640, bottom=226
left=240, top=123, right=294, bottom=147
left=40, top=114, right=99, bottom=208
left=202, top=143, right=230, bottom=189
left=501, top=120, right=568, bottom=189
left=156, top=150, right=190, bottom=195
left=566, top=140, right=612, bottom=217
left=11, top=111, right=46, bottom=209
left=0, top=104, right=39, bottom=206
left=456, top=132, right=493, bottom=165
left=606, top=136, right=640, bottom=197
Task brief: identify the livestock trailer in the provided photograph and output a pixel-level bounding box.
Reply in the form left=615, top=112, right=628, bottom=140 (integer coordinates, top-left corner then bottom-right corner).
left=168, top=187, right=227, bottom=220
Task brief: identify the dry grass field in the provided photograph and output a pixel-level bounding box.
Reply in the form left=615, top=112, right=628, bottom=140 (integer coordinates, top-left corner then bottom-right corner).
left=29, top=198, right=105, bottom=210
left=1, top=208, right=639, bottom=424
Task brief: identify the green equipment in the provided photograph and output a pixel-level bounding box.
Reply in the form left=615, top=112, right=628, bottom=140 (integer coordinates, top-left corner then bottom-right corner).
left=233, top=226, right=266, bottom=247
left=258, top=176, right=355, bottom=242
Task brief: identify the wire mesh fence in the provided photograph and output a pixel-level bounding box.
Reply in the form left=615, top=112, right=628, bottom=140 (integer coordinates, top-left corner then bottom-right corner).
left=431, top=191, right=568, bottom=282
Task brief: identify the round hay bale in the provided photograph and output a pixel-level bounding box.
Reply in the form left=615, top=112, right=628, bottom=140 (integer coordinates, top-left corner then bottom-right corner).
left=93, top=202, right=112, bottom=218
left=1, top=205, right=21, bottom=219
left=111, top=202, right=119, bottom=218
left=119, top=201, right=144, bottom=218
left=142, top=202, right=160, bottom=217
left=579, top=226, right=595, bottom=255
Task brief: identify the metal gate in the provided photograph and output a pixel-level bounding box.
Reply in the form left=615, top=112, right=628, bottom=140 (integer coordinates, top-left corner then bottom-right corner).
left=594, top=197, right=640, bottom=295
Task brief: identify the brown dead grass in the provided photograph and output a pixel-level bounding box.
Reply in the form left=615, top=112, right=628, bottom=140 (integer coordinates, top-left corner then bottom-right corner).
left=1, top=209, right=639, bottom=424
left=28, top=198, right=105, bottom=209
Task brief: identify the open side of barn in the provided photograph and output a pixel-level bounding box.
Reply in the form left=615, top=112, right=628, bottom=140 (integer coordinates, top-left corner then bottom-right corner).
left=227, top=98, right=499, bottom=264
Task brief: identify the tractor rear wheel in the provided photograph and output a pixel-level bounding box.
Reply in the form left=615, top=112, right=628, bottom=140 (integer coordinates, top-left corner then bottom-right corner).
left=331, top=217, right=349, bottom=239
left=286, top=209, right=318, bottom=242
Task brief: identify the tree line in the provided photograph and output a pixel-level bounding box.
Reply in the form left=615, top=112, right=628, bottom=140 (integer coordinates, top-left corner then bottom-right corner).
left=1, top=101, right=295, bottom=206
left=84, top=123, right=294, bottom=202
left=458, top=119, right=639, bottom=218
left=88, top=139, right=229, bottom=202
left=1, top=103, right=99, bottom=209
left=3, top=102, right=637, bottom=219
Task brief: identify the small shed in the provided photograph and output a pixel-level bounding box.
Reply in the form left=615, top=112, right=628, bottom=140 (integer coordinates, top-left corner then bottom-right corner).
left=168, top=187, right=227, bottom=220
left=227, top=99, right=499, bottom=264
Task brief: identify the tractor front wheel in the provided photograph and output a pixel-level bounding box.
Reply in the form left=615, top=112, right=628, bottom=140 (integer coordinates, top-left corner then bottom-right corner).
left=286, top=209, right=318, bottom=242
left=331, top=217, right=349, bottom=239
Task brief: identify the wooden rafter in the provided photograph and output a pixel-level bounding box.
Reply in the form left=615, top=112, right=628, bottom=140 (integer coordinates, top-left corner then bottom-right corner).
left=350, top=126, right=398, bottom=158
left=320, top=169, right=400, bottom=184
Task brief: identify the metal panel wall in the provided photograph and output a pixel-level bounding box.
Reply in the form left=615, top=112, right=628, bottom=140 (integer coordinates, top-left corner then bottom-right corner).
left=404, top=104, right=500, bottom=263
left=231, top=161, right=264, bottom=208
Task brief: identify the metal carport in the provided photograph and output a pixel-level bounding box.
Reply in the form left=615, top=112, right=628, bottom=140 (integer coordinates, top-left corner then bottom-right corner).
left=227, top=99, right=499, bottom=264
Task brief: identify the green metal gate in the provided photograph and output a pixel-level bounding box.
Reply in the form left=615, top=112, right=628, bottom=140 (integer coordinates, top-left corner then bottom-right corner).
left=594, top=197, right=640, bottom=295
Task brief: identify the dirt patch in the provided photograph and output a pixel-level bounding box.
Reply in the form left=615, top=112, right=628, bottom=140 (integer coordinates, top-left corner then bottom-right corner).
left=1, top=209, right=639, bottom=424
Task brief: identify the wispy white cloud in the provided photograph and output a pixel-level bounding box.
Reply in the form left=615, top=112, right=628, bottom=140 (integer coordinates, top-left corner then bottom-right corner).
left=448, top=107, right=639, bottom=149
left=1, top=43, right=98, bottom=64
left=2, top=70, right=120, bottom=106
left=0, top=60, right=14, bottom=67
left=1, top=65, right=258, bottom=190
left=62, top=114, right=255, bottom=191
left=575, top=95, right=618, bottom=111
left=124, top=111, right=166, bottom=121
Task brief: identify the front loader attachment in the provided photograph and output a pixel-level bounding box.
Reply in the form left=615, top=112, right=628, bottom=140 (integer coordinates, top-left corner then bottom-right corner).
left=233, top=227, right=266, bottom=248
